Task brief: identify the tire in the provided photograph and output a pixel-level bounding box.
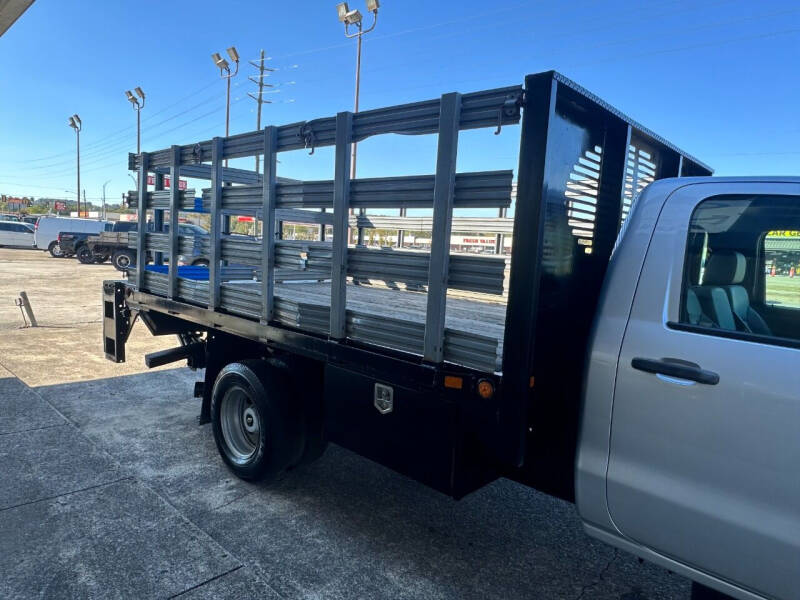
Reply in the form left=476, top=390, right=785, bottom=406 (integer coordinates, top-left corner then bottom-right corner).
left=191, top=258, right=209, bottom=267
left=112, top=249, right=135, bottom=272
left=48, top=241, right=64, bottom=258
left=210, top=360, right=304, bottom=482
left=76, top=245, right=94, bottom=264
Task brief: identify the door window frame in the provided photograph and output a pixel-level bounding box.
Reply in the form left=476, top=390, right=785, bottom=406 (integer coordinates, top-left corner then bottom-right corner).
left=667, top=189, right=800, bottom=351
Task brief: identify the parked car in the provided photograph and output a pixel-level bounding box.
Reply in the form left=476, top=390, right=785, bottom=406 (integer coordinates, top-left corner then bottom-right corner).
left=21, top=216, right=39, bottom=225
left=34, top=216, right=108, bottom=257
left=0, top=213, right=21, bottom=222
left=0, top=220, right=35, bottom=247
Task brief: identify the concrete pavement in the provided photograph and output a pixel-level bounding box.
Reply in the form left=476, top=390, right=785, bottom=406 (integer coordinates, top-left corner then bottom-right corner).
left=0, top=248, right=690, bottom=599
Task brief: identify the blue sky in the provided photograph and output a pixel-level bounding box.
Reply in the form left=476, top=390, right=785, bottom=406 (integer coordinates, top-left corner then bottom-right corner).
left=0, top=0, right=798, bottom=207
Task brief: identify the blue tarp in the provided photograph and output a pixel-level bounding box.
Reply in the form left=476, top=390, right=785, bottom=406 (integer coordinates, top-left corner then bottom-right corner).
left=145, top=265, right=209, bottom=281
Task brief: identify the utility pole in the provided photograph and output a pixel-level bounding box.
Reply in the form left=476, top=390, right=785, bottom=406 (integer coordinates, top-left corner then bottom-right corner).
left=102, top=179, right=111, bottom=220
left=248, top=49, right=275, bottom=174
left=82, top=190, right=87, bottom=217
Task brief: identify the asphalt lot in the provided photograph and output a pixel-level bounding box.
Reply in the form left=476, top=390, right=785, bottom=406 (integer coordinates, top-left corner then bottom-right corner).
left=0, top=247, right=690, bottom=599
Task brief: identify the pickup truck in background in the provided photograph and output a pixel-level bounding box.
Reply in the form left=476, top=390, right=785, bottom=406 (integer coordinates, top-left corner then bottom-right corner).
left=104, top=71, right=799, bottom=600
left=34, top=216, right=108, bottom=257
left=58, top=229, right=110, bottom=262
left=87, top=221, right=210, bottom=271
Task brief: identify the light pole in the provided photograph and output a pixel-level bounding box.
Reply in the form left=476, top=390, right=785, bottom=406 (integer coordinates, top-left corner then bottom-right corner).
left=336, top=1, right=379, bottom=180
left=68, top=114, right=82, bottom=217
left=337, top=1, right=379, bottom=246
left=125, top=87, right=146, bottom=153
left=212, top=46, right=240, bottom=166
left=102, top=179, right=111, bottom=220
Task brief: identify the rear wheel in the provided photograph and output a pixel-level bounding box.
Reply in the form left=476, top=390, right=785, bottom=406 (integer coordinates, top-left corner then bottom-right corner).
left=48, top=241, right=64, bottom=258
left=210, top=360, right=304, bottom=482
left=76, top=245, right=94, bottom=264
left=191, top=258, right=209, bottom=267
left=112, top=249, right=135, bottom=272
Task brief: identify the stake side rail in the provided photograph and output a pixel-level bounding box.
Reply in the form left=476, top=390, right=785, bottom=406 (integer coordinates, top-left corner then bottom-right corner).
left=123, top=71, right=712, bottom=475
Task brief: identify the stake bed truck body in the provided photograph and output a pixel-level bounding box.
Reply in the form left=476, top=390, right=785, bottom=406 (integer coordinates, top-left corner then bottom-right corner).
left=104, top=71, right=799, bottom=600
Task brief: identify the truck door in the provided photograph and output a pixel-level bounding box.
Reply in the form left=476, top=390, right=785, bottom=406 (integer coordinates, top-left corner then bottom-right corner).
left=607, top=182, right=800, bottom=599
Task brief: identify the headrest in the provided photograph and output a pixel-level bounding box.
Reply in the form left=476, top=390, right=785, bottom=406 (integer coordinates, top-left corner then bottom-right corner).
left=703, top=251, right=746, bottom=286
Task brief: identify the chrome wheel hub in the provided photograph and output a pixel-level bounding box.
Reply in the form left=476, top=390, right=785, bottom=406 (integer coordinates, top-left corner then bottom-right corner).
left=219, top=386, right=261, bottom=464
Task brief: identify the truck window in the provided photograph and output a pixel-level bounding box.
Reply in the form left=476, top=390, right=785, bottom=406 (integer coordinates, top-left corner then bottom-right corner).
left=764, top=231, right=800, bottom=309
left=680, top=195, right=800, bottom=343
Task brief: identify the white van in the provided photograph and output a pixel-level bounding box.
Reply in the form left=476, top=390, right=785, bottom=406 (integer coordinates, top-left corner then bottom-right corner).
left=34, top=216, right=108, bottom=257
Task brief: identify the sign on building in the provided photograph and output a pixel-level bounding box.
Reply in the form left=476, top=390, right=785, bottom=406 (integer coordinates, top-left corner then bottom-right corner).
left=146, top=175, right=187, bottom=190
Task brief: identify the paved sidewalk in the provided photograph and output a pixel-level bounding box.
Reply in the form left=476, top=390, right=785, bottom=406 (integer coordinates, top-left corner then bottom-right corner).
left=0, top=365, right=689, bottom=599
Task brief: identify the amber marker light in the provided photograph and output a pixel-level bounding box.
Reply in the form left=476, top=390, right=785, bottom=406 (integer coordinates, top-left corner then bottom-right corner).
left=444, top=375, right=463, bottom=389
left=477, top=379, right=494, bottom=399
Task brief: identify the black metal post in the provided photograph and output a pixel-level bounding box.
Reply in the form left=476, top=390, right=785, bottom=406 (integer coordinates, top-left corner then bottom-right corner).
left=500, top=73, right=558, bottom=467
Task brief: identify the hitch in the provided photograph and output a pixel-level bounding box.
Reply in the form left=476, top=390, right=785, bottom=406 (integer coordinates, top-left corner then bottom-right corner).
left=145, top=342, right=205, bottom=369
left=103, top=281, right=137, bottom=363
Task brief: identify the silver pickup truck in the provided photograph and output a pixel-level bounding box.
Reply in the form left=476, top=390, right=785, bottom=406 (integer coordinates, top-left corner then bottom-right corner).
left=578, top=177, right=800, bottom=600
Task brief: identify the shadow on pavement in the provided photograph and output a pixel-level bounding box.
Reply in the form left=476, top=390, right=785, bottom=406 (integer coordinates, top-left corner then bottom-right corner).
left=14, top=369, right=688, bottom=600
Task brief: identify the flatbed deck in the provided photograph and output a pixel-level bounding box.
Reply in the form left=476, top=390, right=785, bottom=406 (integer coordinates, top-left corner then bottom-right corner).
left=107, top=71, right=713, bottom=498
left=136, top=267, right=506, bottom=371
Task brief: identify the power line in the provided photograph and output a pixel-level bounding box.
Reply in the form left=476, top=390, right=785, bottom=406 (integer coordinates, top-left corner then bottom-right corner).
left=17, top=94, right=226, bottom=172
left=6, top=78, right=222, bottom=165
left=236, top=0, right=735, bottom=100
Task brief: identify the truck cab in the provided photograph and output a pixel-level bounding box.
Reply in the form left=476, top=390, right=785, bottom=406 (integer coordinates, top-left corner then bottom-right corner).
left=578, top=177, right=800, bottom=600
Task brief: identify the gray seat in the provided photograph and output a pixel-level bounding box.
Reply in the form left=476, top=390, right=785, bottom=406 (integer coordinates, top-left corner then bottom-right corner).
left=692, top=284, right=736, bottom=330
left=686, top=288, right=716, bottom=328
left=701, top=251, right=771, bottom=335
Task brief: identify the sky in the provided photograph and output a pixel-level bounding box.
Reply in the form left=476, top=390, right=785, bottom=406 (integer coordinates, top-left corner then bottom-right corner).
left=0, top=0, right=798, bottom=209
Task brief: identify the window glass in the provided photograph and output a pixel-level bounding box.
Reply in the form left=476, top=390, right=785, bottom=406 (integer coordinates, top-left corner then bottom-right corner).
left=681, top=195, right=800, bottom=342
left=764, top=231, right=800, bottom=309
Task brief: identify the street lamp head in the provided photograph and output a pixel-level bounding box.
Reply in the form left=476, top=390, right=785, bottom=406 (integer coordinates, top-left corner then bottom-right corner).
left=212, top=52, right=231, bottom=72
left=125, top=90, right=136, bottom=103
left=366, top=0, right=379, bottom=13
left=134, top=87, right=145, bottom=99
left=337, top=2, right=363, bottom=23
left=226, top=46, right=239, bottom=63
left=68, top=116, right=77, bottom=128
left=72, top=114, right=81, bottom=127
